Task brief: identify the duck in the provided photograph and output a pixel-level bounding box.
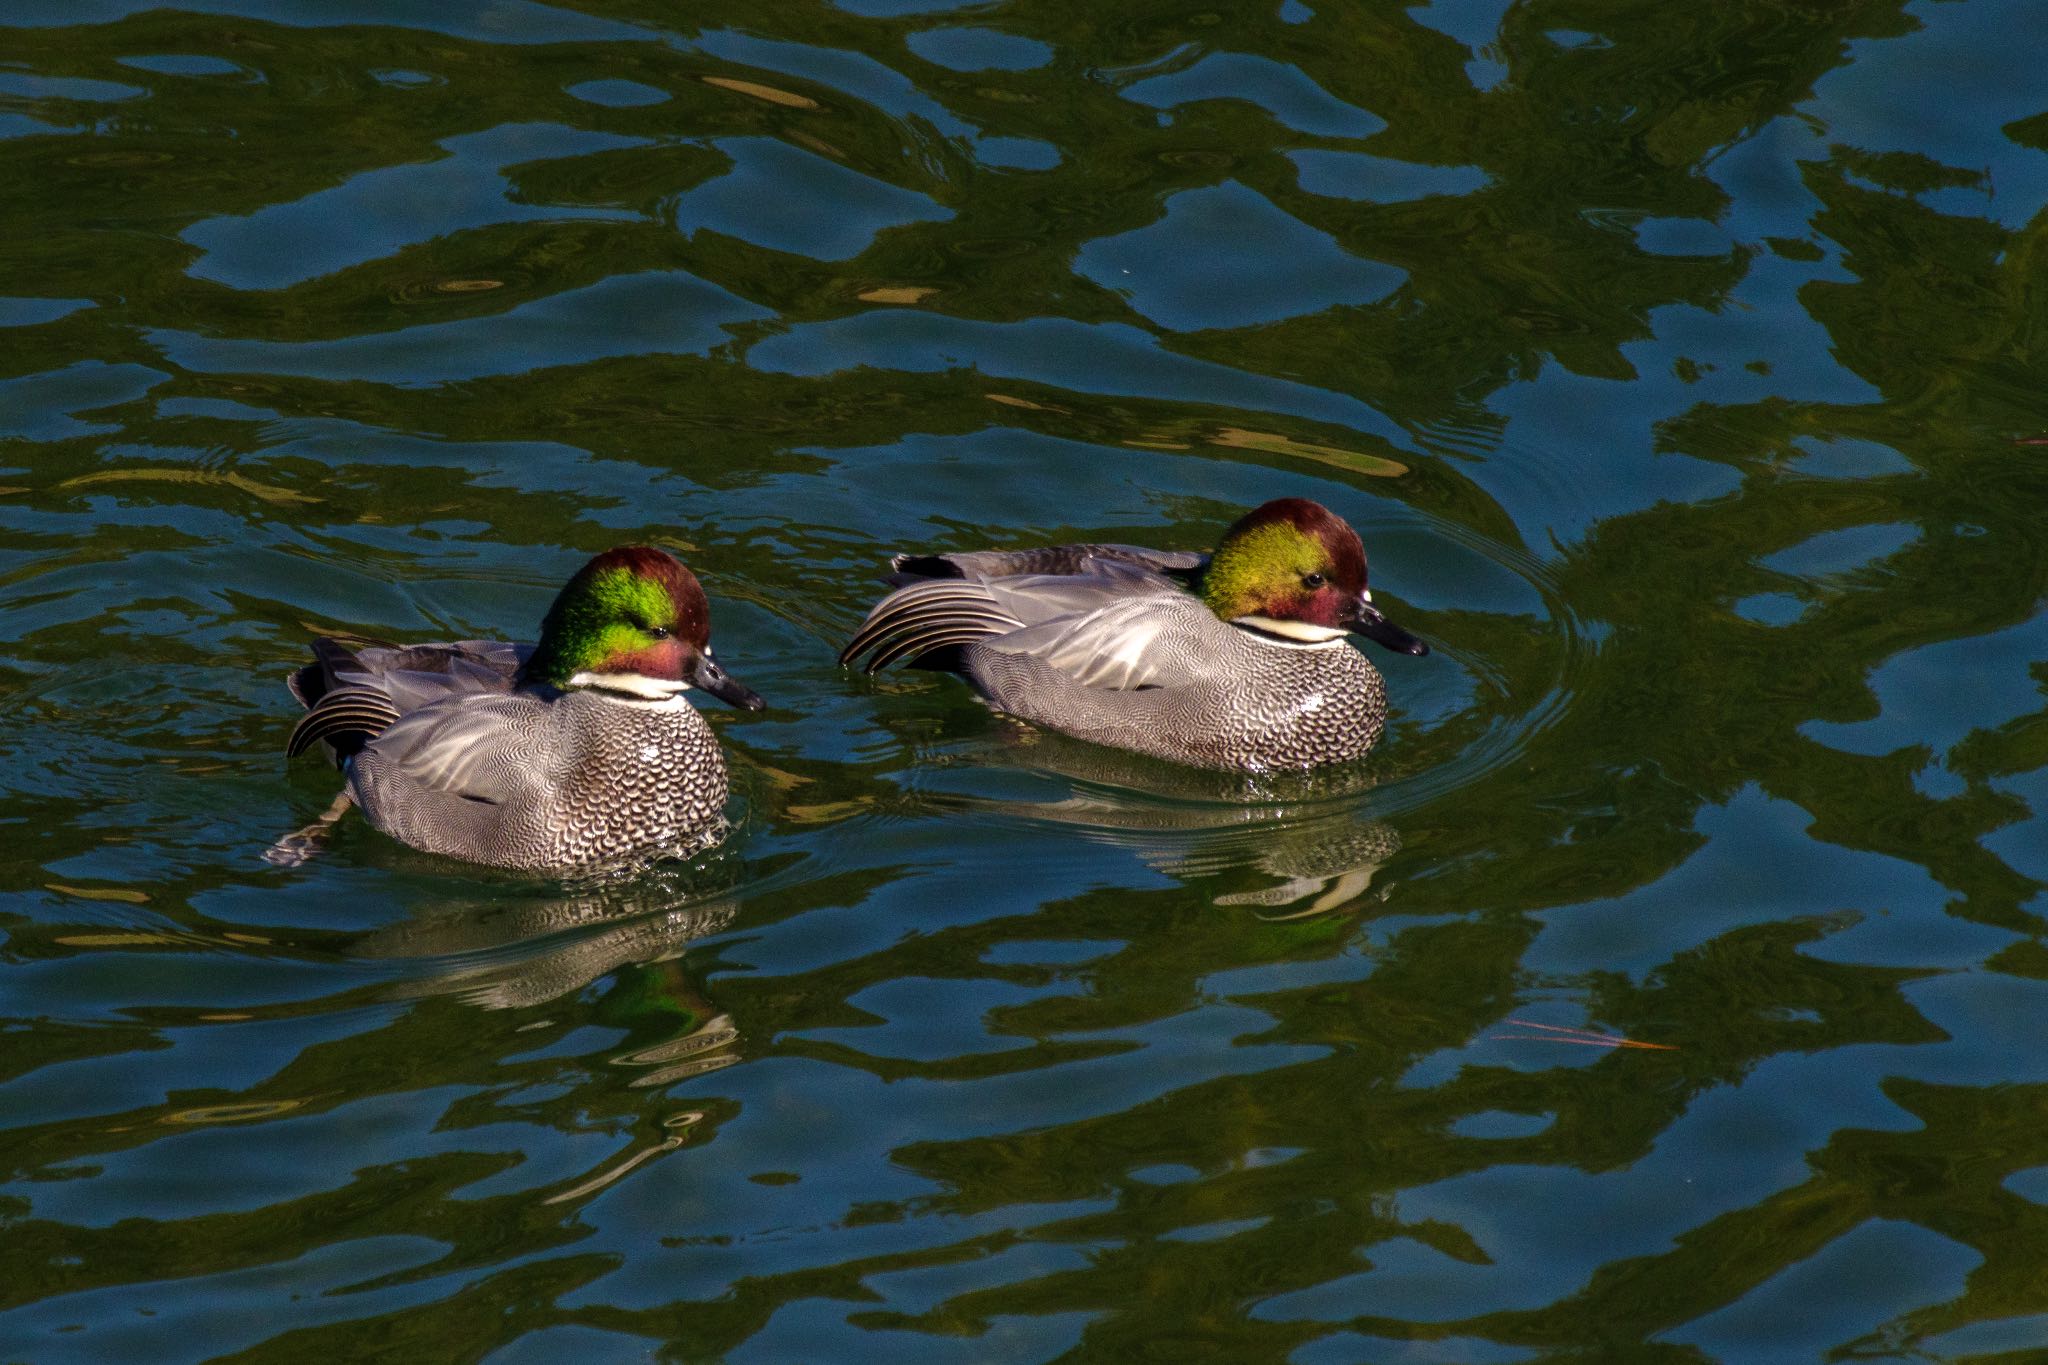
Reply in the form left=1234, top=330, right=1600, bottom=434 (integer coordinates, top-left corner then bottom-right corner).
left=277, top=546, right=764, bottom=872
left=840, top=498, right=1427, bottom=772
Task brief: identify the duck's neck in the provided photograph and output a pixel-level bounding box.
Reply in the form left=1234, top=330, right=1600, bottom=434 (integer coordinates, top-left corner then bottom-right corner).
left=1229, top=616, right=1349, bottom=648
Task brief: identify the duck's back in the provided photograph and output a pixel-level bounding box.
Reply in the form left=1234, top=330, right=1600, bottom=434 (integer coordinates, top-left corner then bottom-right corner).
left=348, top=688, right=728, bottom=872
left=964, top=596, right=1388, bottom=771
left=891, top=543, right=1206, bottom=588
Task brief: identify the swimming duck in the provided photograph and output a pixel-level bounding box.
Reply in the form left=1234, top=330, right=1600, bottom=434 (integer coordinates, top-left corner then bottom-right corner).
left=840, top=498, right=1427, bottom=772
left=280, top=546, right=763, bottom=872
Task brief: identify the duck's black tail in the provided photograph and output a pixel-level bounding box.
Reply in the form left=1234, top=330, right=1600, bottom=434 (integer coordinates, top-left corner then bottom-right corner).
left=285, top=636, right=401, bottom=764
left=839, top=579, right=1026, bottom=673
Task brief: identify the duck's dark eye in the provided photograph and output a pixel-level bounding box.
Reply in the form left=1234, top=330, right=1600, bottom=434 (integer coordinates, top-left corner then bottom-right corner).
left=1303, top=572, right=1327, bottom=590
left=646, top=625, right=671, bottom=640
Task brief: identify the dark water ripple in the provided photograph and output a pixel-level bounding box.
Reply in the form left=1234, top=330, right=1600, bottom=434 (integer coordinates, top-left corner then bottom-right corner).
left=4, top=0, right=2048, bottom=1360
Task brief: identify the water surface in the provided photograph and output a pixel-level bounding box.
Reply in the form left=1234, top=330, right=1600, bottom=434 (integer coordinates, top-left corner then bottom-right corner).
left=4, top=0, right=2048, bottom=1359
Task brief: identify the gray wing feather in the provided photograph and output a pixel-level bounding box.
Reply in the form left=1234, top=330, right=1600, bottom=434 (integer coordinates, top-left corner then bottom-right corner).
left=354, top=694, right=548, bottom=806
left=976, top=561, right=1187, bottom=626
left=330, top=640, right=528, bottom=713
left=978, top=595, right=1209, bottom=691
left=895, top=544, right=1206, bottom=581
left=846, top=544, right=1209, bottom=677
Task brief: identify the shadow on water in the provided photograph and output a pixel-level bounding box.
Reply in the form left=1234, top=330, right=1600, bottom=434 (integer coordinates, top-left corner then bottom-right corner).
left=2, top=0, right=2048, bottom=1358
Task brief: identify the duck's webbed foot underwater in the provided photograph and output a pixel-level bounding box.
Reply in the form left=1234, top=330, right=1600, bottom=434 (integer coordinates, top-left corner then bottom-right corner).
left=263, top=790, right=355, bottom=867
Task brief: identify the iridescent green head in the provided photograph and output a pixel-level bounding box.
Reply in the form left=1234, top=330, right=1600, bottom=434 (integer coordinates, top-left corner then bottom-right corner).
left=1200, top=498, right=1428, bottom=654
left=519, top=546, right=764, bottom=708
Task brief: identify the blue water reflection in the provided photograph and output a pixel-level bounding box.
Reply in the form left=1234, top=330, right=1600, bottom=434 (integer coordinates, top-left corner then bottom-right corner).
left=4, top=0, right=2048, bottom=1358
left=1076, top=181, right=1404, bottom=330
left=183, top=124, right=651, bottom=288
left=1119, top=53, right=1385, bottom=139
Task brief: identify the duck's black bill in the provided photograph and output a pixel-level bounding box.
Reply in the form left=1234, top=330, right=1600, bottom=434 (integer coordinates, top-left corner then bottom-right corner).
left=1345, top=602, right=1430, bottom=657
left=691, top=651, right=767, bottom=711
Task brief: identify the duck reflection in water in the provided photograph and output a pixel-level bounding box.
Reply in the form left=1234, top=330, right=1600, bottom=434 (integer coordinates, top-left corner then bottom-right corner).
left=940, top=723, right=1402, bottom=917
left=354, top=868, right=743, bottom=1089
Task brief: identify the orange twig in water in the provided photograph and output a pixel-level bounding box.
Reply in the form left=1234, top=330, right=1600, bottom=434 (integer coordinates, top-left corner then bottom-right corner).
left=1486, top=1017, right=1677, bottom=1051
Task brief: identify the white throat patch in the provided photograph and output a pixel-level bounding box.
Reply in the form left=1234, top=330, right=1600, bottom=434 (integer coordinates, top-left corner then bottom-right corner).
left=1232, top=615, right=1349, bottom=647
left=568, top=670, right=690, bottom=702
